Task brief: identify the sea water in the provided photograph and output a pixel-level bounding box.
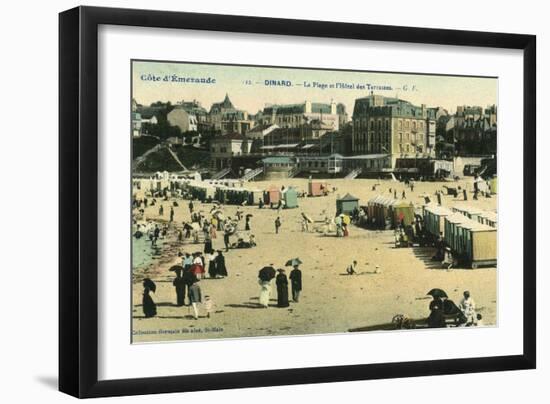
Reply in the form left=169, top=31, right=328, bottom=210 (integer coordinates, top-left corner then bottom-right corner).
left=132, top=235, right=166, bottom=270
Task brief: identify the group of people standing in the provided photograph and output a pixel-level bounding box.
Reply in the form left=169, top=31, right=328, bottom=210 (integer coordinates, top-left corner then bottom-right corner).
left=428, top=290, right=482, bottom=328
left=258, top=265, right=302, bottom=308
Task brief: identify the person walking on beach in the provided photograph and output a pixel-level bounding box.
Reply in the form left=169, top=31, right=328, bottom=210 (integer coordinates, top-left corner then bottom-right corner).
left=159, top=204, right=164, bottom=216
left=188, top=200, right=194, bottom=214
left=402, top=190, right=406, bottom=199
left=214, top=250, right=228, bottom=277
left=276, top=269, right=290, bottom=308
left=204, top=295, right=216, bottom=318
left=208, top=253, right=217, bottom=279
left=142, top=278, right=157, bottom=318
left=173, top=270, right=186, bottom=307
left=275, top=217, right=282, bottom=234
left=182, top=252, right=193, bottom=272
left=289, top=265, right=302, bottom=302
left=460, top=291, right=476, bottom=325
left=152, top=225, right=160, bottom=245
left=188, top=279, right=202, bottom=320
left=258, top=279, right=271, bottom=308
left=204, top=234, right=214, bottom=255
left=170, top=206, right=174, bottom=222
left=191, top=252, right=205, bottom=279
left=245, top=215, right=251, bottom=231
left=223, top=223, right=232, bottom=252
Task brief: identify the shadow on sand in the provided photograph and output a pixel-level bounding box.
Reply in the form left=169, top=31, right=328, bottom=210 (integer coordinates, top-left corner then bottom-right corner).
left=225, top=302, right=278, bottom=309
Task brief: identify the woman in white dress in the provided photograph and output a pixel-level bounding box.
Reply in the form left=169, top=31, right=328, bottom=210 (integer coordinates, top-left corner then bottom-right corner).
left=259, top=280, right=271, bottom=308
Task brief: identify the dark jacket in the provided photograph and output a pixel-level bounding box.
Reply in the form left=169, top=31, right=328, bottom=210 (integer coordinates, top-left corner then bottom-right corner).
left=289, top=268, right=302, bottom=291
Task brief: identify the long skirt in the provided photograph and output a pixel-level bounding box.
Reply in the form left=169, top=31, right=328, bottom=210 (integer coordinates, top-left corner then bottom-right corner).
left=190, top=264, right=205, bottom=276
left=259, top=281, right=271, bottom=307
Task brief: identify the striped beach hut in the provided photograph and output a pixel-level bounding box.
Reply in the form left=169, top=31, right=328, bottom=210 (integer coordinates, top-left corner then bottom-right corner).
left=452, top=204, right=483, bottom=222
left=456, top=220, right=497, bottom=268
left=423, top=205, right=453, bottom=237
left=478, top=211, right=498, bottom=228
left=444, top=213, right=470, bottom=253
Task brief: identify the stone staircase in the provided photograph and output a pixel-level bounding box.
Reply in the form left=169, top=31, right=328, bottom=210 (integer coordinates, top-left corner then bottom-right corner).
left=211, top=167, right=231, bottom=180
left=241, top=167, right=263, bottom=181
left=344, top=167, right=362, bottom=180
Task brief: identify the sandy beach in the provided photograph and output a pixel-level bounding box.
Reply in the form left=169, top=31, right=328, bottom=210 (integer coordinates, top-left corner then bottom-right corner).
left=131, top=177, right=497, bottom=343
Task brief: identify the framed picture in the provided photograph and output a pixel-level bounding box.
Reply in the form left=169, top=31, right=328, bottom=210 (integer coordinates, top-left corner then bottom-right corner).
left=59, top=6, right=536, bottom=398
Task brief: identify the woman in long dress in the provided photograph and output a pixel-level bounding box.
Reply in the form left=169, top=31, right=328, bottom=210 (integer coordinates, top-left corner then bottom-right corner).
left=259, top=280, right=271, bottom=308
left=215, top=250, right=228, bottom=277
left=190, top=253, right=205, bottom=279
left=276, top=269, right=290, bottom=308
left=142, top=278, right=157, bottom=318
left=204, top=235, right=214, bottom=255
left=208, top=253, right=217, bottom=279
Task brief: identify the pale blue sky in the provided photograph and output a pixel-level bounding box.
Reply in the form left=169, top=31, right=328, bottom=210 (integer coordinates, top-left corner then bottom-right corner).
left=132, top=61, right=498, bottom=115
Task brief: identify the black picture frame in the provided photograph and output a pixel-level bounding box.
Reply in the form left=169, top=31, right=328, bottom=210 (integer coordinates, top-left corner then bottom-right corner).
left=59, top=6, right=536, bottom=398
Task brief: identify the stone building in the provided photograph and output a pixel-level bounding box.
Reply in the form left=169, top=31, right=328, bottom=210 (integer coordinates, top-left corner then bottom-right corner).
left=167, top=108, right=198, bottom=133
left=209, top=94, right=253, bottom=135
left=209, top=133, right=253, bottom=171
left=351, top=94, right=436, bottom=167
left=260, top=100, right=342, bottom=132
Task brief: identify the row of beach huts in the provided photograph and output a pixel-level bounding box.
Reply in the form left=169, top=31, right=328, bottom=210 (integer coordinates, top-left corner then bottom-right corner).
left=422, top=204, right=497, bottom=268
left=362, top=195, right=497, bottom=268
left=133, top=178, right=335, bottom=209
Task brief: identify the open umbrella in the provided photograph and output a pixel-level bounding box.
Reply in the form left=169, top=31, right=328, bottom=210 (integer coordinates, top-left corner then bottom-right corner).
left=427, top=288, right=448, bottom=299
left=258, top=266, right=276, bottom=281
left=169, top=265, right=184, bottom=275
left=246, top=214, right=253, bottom=219
left=143, top=278, right=156, bottom=293
left=285, top=258, right=303, bottom=267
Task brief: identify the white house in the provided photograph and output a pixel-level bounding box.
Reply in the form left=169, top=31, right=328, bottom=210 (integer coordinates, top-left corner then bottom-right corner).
left=167, top=108, right=198, bottom=132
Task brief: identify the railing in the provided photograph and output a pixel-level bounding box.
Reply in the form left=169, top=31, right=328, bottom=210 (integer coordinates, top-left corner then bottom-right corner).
left=211, top=167, right=231, bottom=180
left=241, top=167, right=264, bottom=181
left=287, top=166, right=302, bottom=178
left=344, top=168, right=362, bottom=179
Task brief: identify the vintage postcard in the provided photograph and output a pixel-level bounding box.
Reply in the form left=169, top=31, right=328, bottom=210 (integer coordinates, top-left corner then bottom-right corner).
left=131, top=60, right=497, bottom=343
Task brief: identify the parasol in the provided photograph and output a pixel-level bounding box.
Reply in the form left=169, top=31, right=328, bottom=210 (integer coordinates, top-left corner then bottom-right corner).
left=258, top=266, right=276, bottom=282
left=143, top=278, right=156, bottom=293
left=169, top=265, right=184, bottom=276
left=285, top=258, right=303, bottom=267
left=427, top=288, right=448, bottom=299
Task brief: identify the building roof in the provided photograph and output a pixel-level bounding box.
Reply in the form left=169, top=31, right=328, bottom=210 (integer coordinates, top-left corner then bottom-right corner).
left=210, top=94, right=235, bottom=112
left=338, top=193, right=359, bottom=201
left=248, top=123, right=278, bottom=134
left=213, top=132, right=246, bottom=141
left=263, top=101, right=334, bottom=115
left=262, top=156, right=295, bottom=164
left=352, top=95, right=434, bottom=119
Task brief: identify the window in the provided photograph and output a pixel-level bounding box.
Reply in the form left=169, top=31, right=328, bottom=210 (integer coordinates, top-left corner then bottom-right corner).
left=398, top=120, right=402, bottom=130
left=405, top=120, right=410, bottom=129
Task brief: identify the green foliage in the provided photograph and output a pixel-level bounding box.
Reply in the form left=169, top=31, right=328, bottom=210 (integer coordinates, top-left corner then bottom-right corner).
left=139, top=102, right=179, bottom=140
left=132, top=136, right=160, bottom=160
left=172, top=145, right=210, bottom=169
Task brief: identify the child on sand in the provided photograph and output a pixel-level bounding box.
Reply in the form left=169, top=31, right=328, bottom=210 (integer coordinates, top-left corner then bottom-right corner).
left=204, top=295, right=215, bottom=318
left=346, top=260, right=358, bottom=275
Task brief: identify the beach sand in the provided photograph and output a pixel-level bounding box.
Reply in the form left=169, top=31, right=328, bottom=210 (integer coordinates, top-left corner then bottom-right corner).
left=131, top=177, right=497, bottom=343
